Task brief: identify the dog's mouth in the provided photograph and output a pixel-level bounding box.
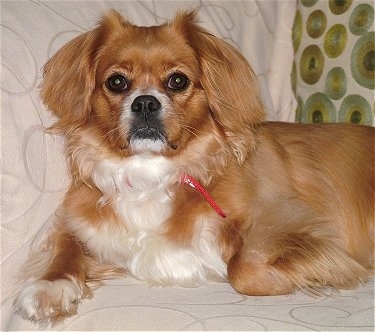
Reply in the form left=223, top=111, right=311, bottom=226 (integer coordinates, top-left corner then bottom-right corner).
left=128, top=125, right=177, bottom=153
left=130, top=126, right=165, bottom=141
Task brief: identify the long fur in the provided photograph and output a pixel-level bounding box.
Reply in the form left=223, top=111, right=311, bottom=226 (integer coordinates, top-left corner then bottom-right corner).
left=14, top=10, right=374, bottom=324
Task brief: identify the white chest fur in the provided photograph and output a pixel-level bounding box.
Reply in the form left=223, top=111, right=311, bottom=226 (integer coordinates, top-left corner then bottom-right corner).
left=78, top=154, right=227, bottom=285
left=93, top=154, right=177, bottom=232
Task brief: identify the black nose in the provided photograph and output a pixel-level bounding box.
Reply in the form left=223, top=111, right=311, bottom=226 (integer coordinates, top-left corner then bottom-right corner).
left=131, top=95, right=161, bottom=115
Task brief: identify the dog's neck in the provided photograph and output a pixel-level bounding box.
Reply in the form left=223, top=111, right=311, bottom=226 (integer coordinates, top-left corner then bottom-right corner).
left=91, top=154, right=225, bottom=230
left=92, top=154, right=178, bottom=202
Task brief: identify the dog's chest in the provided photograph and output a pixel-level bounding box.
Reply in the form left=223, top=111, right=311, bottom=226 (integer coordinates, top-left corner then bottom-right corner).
left=115, top=168, right=174, bottom=232
left=93, top=154, right=176, bottom=230
left=88, top=155, right=226, bottom=284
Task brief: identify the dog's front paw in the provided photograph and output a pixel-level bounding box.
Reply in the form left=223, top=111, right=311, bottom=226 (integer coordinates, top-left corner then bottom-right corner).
left=14, top=278, right=84, bottom=324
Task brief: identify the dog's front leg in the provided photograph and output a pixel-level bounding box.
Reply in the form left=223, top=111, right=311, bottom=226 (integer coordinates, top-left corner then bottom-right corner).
left=14, top=232, right=90, bottom=325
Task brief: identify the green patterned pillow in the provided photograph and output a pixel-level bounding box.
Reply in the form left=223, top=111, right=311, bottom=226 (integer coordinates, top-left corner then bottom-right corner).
left=292, top=0, right=374, bottom=125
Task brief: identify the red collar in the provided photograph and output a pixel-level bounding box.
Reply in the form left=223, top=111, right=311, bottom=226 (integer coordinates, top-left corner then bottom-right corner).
left=180, top=174, right=226, bottom=218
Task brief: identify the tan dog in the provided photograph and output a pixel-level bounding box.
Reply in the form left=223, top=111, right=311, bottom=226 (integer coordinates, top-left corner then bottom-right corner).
left=14, top=10, right=374, bottom=324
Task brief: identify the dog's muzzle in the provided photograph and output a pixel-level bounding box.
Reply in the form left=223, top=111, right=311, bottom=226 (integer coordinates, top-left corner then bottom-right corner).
left=129, top=95, right=166, bottom=141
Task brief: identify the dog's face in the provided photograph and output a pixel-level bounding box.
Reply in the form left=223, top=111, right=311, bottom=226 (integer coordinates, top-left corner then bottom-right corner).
left=91, top=17, right=209, bottom=155
left=41, top=10, right=265, bottom=161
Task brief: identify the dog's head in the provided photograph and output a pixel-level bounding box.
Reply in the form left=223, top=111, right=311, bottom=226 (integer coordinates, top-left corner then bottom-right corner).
left=41, top=10, right=265, bottom=163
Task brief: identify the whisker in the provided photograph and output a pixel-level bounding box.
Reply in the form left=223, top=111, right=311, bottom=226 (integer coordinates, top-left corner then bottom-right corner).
left=85, top=118, right=126, bottom=149
left=180, top=124, right=201, bottom=139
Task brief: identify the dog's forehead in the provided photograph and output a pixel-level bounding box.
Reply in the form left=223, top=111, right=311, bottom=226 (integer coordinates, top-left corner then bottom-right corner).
left=98, top=26, right=198, bottom=74
left=124, top=25, right=194, bottom=57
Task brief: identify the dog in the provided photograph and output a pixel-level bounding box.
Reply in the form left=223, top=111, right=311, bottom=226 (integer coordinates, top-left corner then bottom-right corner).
left=14, top=10, right=374, bottom=324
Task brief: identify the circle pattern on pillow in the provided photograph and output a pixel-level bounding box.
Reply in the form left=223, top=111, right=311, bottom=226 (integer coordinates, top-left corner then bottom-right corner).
left=326, top=67, right=347, bottom=99
left=351, top=31, right=375, bottom=89
left=339, top=94, right=373, bottom=124
left=300, top=45, right=325, bottom=84
left=324, top=24, right=347, bottom=58
left=293, top=0, right=374, bottom=125
left=303, top=92, right=336, bottom=123
left=306, top=10, right=327, bottom=38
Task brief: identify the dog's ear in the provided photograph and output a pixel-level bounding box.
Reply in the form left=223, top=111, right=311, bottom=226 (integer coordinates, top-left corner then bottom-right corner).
left=173, top=11, right=265, bottom=163
left=41, top=10, right=129, bottom=131
left=41, top=30, right=97, bottom=131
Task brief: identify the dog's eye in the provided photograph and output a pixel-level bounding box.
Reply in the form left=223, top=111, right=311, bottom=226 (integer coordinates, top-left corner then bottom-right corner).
left=167, top=73, right=189, bottom=91
left=106, top=74, right=128, bottom=93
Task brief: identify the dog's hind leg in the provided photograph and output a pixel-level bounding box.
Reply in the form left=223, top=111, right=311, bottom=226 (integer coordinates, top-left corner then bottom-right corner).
left=227, top=226, right=369, bottom=296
